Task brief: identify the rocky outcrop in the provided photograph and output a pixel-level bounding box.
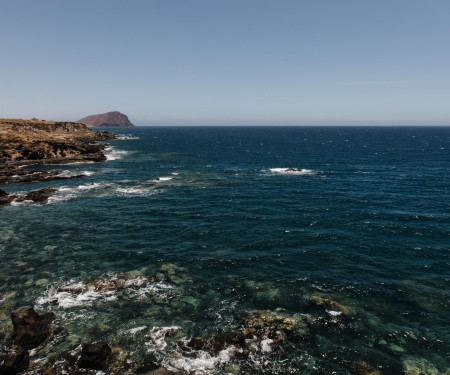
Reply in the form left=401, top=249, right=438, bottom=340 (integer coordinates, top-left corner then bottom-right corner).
left=0, top=306, right=55, bottom=374
left=0, top=118, right=115, bottom=188
left=0, top=349, right=30, bottom=375
left=182, top=309, right=308, bottom=360
left=11, top=306, right=55, bottom=350
left=0, top=188, right=57, bottom=205
left=0, top=189, right=12, bottom=205
left=0, top=119, right=114, bottom=163
left=77, top=342, right=112, bottom=370
left=77, top=111, right=135, bottom=127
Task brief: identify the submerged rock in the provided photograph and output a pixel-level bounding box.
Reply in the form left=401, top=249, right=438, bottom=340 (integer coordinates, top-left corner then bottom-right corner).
left=240, top=309, right=307, bottom=334
left=11, top=306, right=54, bottom=350
left=402, top=356, right=444, bottom=375
left=187, top=331, right=249, bottom=355
left=0, top=348, right=30, bottom=375
left=160, top=263, right=193, bottom=284
left=183, top=309, right=306, bottom=360
left=350, top=360, right=381, bottom=375
left=77, top=341, right=112, bottom=370
left=311, top=295, right=349, bottom=314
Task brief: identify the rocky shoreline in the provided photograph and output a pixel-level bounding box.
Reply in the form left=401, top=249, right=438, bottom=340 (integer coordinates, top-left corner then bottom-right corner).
left=0, top=270, right=382, bottom=375
left=0, top=118, right=115, bottom=204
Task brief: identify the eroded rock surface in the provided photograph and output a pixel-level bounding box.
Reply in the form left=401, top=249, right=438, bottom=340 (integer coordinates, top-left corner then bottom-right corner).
left=77, top=342, right=112, bottom=370
left=0, top=188, right=57, bottom=205
left=0, top=348, right=30, bottom=375
left=0, top=118, right=115, bottom=186
left=182, top=309, right=308, bottom=361
left=11, top=306, right=55, bottom=350
left=350, top=360, right=382, bottom=375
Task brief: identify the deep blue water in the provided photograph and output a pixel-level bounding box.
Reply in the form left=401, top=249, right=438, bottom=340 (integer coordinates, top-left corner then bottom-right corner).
left=1, top=126, right=449, bottom=374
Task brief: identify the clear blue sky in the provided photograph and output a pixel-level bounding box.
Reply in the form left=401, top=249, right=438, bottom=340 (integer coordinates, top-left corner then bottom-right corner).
left=1, top=0, right=449, bottom=125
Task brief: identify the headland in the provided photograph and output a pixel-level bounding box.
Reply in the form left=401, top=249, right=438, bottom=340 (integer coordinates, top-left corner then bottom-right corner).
left=0, top=118, right=115, bottom=203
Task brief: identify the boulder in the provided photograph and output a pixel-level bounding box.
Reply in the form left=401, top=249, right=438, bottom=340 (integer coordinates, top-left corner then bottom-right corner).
left=11, top=306, right=54, bottom=349
left=0, top=349, right=30, bottom=375
left=77, top=342, right=112, bottom=370
left=135, top=359, right=159, bottom=373
left=0, top=189, right=12, bottom=205
left=23, top=188, right=57, bottom=203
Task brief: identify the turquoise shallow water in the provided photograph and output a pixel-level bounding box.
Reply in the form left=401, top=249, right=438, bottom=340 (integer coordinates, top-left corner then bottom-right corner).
left=0, top=126, right=449, bottom=374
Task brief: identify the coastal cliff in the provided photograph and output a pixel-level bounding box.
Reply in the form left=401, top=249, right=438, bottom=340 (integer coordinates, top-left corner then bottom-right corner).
left=0, top=118, right=115, bottom=187
left=77, top=111, right=134, bottom=127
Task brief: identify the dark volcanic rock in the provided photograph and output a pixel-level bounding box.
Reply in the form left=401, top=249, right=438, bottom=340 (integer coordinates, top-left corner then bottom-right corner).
left=77, top=111, right=135, bottom=127
left=77, top=342, right=112, bottom=370
left=0, top=348, right=30, bottom=375
left=135, top=359, right=159, bottom=373
left=350, top=360, right=381, bottom=375
left=22, top=188, right=57, bottom=203
left=0, top=118, right=115, bottom=165
left=11, top=306, right=54, bottom=350
left=0, top=118, right=115, bottom=185
left=0, top=188, right=57, bottom=205
left=0, top=189, right=13, bottom=205
left=145, top=369, right=183, bottom=375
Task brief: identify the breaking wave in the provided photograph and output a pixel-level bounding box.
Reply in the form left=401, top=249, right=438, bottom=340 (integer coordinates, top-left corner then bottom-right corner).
left=268, top=168, right=316, bottom=175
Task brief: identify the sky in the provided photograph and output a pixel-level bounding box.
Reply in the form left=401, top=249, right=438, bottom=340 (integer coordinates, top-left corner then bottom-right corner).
left=1, top=0, right=449, bottom=126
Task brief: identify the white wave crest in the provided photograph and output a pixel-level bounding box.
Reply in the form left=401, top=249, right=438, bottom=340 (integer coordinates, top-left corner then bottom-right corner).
left=104, top=146, right=129, bottom=161
left=10, top=200, right=34, bottom=206
left=116, top=134, right=140, bottom=140
left=150, top=176, right=173, bottom=183
left=36, top=277, right=174, bottom=309
left=57, top=170, right=95, bottom=178
left=149, top=326, right=181, bottom=349
left=128, top=326, right=147, bottom=335
left=47, top=183, right=105, bottom=203
left=35, top=286, right=117, bottom=308
left=116, top=187, right=164, bottom=197
left=269, top=168, right=315, bottom=175
left=326, top=310, right=342, bottom=316
left=170, top=346, right=237, bottom=374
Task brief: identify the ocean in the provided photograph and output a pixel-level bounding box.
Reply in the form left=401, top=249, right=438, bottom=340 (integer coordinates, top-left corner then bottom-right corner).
left=1, top=126, right=449, bottom=374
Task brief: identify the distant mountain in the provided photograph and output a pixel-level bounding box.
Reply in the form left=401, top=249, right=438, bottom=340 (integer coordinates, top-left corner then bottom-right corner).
left=77, top=111, right=135, bottom=127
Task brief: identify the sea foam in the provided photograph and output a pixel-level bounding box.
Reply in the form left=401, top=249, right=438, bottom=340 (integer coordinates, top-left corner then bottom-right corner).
left=116, top=134, right=140, bottom=140
left=104, top=146, right=130, bottom=161
left=269, top=168, right=315, bottom=175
